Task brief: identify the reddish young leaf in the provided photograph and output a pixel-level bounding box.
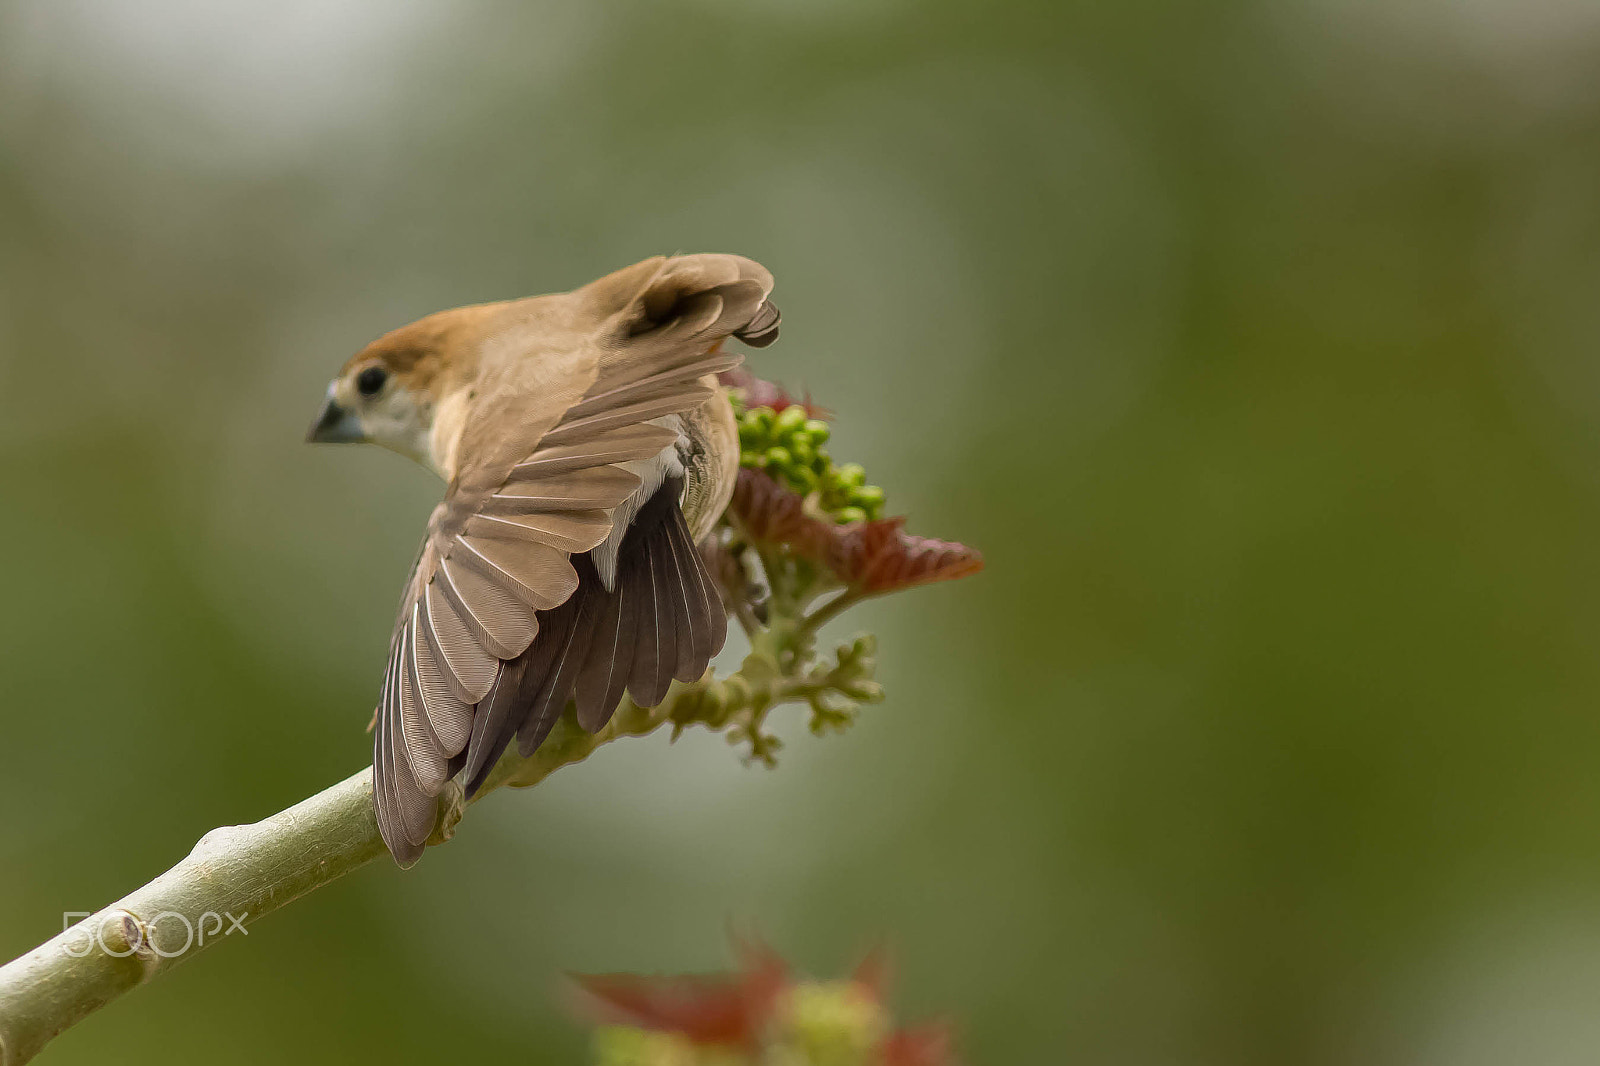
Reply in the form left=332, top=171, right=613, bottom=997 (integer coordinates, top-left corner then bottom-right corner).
left=727, top=468, right=984, bottom=596
left=728, top=466, right=835, bottom=556
left=828, top=518, right=984, bottom=594
left=848, top=948, right=959, bottom=1066
left=569, top=942, right=788, bottom=1049
left=832, top=515, right=979, bottom=592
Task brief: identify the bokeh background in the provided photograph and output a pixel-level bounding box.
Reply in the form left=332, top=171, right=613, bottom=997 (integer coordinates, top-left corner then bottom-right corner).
left=4, top=0, right=1600, bottom=1062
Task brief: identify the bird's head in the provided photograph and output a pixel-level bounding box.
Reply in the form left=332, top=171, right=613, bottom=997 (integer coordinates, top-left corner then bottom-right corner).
left=307, top=305, right=495, bottom=472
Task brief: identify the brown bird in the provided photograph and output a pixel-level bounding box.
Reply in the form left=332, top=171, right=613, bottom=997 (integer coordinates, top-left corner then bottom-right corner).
left=308, top=254, right=779, bottom=865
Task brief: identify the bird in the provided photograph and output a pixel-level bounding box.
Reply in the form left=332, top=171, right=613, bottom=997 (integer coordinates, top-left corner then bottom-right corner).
left=307, top=254, right=779, bottom=866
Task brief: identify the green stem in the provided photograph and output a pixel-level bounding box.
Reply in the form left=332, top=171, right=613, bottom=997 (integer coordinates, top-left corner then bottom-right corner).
left=0, top=767, right=383, bottom=1066
left=0, top=682, right=748, bottom=1063
left=793, top=588, right=868, bottom=648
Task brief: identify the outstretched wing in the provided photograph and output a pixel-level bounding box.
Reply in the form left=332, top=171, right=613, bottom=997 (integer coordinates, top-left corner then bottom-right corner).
left=372, top=254, right=779, bottom=865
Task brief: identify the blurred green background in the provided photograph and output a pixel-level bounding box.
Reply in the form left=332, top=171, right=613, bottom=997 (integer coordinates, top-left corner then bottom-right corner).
left=5, top=0, right=1600, bottom=1062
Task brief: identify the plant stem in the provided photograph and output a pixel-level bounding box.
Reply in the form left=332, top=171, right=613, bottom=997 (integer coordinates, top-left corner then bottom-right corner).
left=793, top=589, right=868, bottom=648
left=0, top=637, right=880, bottom=1066
left=0, top=767, right=383, bottom=1066
left=0, top=691, right=698, bottom=1063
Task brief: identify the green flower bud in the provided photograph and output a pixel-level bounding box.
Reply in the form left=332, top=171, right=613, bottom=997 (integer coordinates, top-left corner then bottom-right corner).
left=697, top=683, right=728, bottom=726
left=837, top=506, right=868, bottom=524
left=593, top=1027, right=692, bottom=1066
left=837, top=463, right=866, bottom=488
left=804, top=419, right=831, bottom=443
left=841, top=679, right=885, bottom=703
left=780, top=981, right=889, bottom=1064
left=765, top=446, right=792, bottom=471
left=775, top=405, right=808, bottom=435
left=721, top=674, right=752, bottom=711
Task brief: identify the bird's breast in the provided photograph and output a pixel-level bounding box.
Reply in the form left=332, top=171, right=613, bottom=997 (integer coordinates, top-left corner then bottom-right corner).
left=426, top=389, right=473, bottom=481
left=679, top=383, right=739, bottom=543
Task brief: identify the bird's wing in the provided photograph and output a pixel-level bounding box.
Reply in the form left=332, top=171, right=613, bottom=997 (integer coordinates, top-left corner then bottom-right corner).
left=373, top=254, right=779, bottom=865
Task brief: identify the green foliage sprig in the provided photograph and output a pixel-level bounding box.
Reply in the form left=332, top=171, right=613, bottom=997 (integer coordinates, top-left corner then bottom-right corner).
left=707, top=369, right=984, bottom=767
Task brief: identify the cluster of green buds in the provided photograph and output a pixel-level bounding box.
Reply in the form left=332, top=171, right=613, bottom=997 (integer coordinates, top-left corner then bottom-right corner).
left=732, top=400, right=886, bottom=524
left=802, top=635, right=884, bottom=737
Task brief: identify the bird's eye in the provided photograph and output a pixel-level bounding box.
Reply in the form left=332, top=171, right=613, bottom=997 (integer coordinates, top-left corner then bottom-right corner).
left=356, top=366, right=388, bottom=397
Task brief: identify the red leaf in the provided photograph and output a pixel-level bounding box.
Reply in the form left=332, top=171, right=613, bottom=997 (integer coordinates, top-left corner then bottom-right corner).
left=728, top=467, right=835, bottom=555
left=828, top=518, right=985, bottom=594
left=727, top=468, right=984, bottom=596
left=569, top=943, right=788, bottom=1049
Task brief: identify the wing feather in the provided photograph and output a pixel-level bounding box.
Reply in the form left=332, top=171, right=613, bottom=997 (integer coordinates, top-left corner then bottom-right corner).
left=460, top=657, right=528, bottom=795
left=577, top=567, right=636, bottom=733
left=450, top=534, right=578, bottom=610
left=377, top=645, right=436, bottom=856
left=507, top=423, right=680, bottom=480
left=432, top=558, right=540, bottom=661
left=409, top=613, right=473, bottom=755
left=627, top=530, right=670, bottom=708
left=662, top=510, right=711, bottom=681
left=557, top=351, right=743, bottom=425
left=464, top=510, right=613, bottom=553
left=647, top=529, right=683, bottom=695
left=374, top=652, right=410, bottom=859
left=536, top=387, right=715, bottom=449
left=423, top=582, right=499, bottom=703
left=574, top=566, right=627, bottom=731
left=487, top=467, right=643, bottom=512
left=399, top=626, right=450, bottom=794
left=515, top=584, right=602, bottom=757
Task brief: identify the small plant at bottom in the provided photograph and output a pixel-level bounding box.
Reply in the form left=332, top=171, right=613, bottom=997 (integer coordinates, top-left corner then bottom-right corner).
left=571, top=939, right=958, bottom=1066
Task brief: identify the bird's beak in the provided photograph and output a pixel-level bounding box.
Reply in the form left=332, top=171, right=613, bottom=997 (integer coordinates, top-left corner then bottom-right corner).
left=307, top=394, right=366, bottom=444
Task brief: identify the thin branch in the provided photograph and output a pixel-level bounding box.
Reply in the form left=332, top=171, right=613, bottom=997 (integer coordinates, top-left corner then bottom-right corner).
left=729, top=588, right=764, bottom=643
left=0, top=651, right=879, bottom=1065
left=0, top=765, right=383, bottom=1066
left=792, top=588, right=868, bottom=649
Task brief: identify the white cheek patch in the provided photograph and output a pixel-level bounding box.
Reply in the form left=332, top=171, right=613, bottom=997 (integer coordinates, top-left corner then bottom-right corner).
left=363, top=389, right=434, bottom=468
